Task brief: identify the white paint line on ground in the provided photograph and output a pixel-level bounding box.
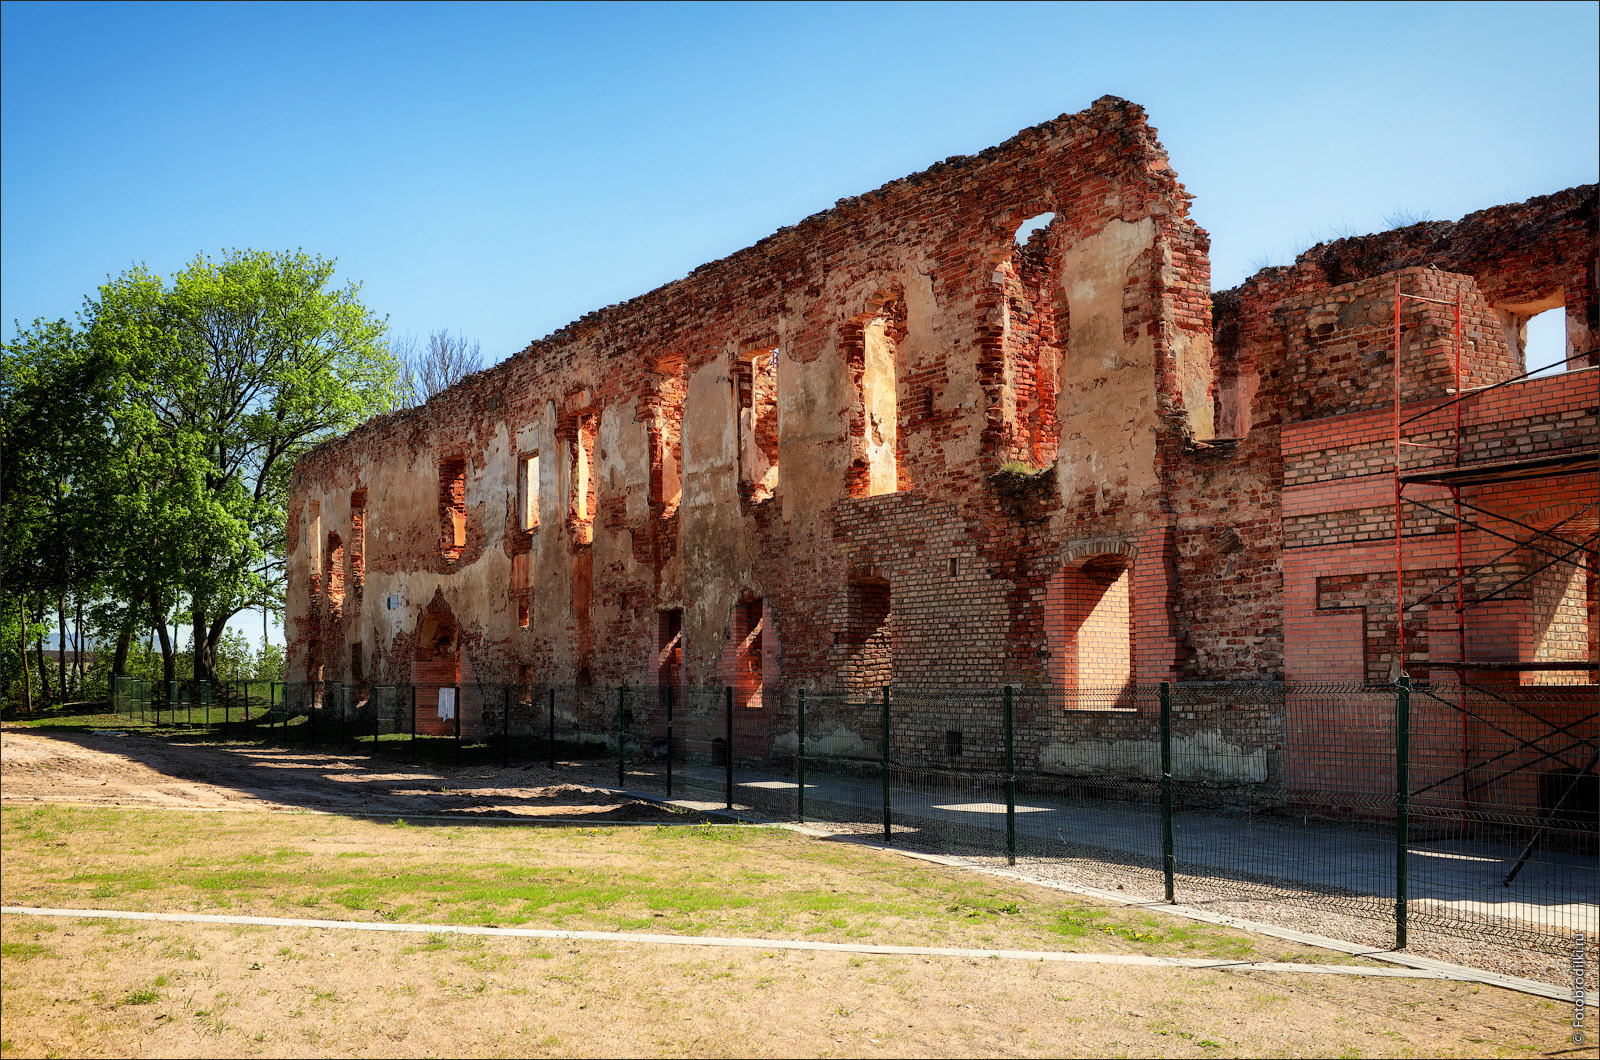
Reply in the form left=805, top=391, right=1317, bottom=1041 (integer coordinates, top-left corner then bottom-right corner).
left=0, top=906, right=1443, bottom=980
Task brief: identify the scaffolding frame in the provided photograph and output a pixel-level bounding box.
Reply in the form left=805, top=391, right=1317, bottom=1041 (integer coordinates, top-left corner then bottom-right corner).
left=1389, top=275, right=1598, bottom=860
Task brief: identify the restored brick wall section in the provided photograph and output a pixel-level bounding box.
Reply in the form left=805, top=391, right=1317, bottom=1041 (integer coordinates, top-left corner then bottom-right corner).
left=1171, top=187, right=1596, bottom=683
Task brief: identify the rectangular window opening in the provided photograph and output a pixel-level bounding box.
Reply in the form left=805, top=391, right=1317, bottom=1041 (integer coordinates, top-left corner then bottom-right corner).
left=946, top=730, right=963, bottom=759
left=350, top=642, right=364, bottom=683
left=657, top=608, right=684, bottom=695
left=520, top=452, right=540, bottom=531
left=569, top=414, right=598, bottom=543
left=439, top=457, right=466, bottom=556
left=324, top=531, right=346, bottom=615
left=1046, top=556, right=1132, bottom=707
left=845, top=300, right=905, bottom=497
left=1522, top=305, right=1569, bottom=377
left=735, top=599, right=765, bottom=709
left=349, top=489, right=366, bottom=600
left=735, top=349, right=780, bottom=501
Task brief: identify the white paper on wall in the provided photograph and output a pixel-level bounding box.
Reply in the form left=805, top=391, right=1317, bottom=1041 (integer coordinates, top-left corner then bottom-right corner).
left=438, top=687, right=456, bottom=721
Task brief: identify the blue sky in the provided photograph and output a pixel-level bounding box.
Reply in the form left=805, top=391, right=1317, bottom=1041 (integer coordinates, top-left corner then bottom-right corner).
left=4, top=0, right=1596, bottom=646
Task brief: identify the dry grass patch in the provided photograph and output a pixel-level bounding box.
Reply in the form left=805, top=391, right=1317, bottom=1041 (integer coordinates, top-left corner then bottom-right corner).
left=2, top=804, right=1335, bottom=962
left=0, top=914, right=1568, bottom=1059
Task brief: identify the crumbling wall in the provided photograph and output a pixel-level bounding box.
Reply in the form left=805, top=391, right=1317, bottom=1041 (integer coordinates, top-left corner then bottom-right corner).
left=288, top=94, right=1221, bottom=732
left=285, top=96, right=1595, bottom=759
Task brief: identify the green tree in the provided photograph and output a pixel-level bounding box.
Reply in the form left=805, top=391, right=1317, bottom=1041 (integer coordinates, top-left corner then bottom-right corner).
left=86, top=249, right=399, bottom=685
left=4, top=249, right=399, bottom=707
left=1, top=317, right=124, bottom=705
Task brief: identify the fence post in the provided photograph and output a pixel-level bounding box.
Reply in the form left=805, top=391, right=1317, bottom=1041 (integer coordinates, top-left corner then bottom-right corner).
left=724, top=685, right=734, bottom=810
left=881, top=687, right=892, bottom=844
left=502, top=686, right=511, bottom=768
left=309, top=684, right=318, bottom=746
left=374, top=686, right=381, bottom=750
left=1003, top=685, right=1016, bottom=866
left=269, top=682, right=277, bottom=740
left=410, top=684, right=418, bottom=762
left=453, top=683, right=461, bottom=766
left=617, top=686, right=627, bottom=788
left=1160, top=681, right=1175, bottom=904
left=548, top=687, right=556, bottom=770
left=796, top=688, right=806, bottom=824
left=1395, top=674, right=1411, bottom=950
left=665, top=684, right=674, bottom=799
left=340, top=684, right=348, bottom=744
left=224, top=681, right=231, bottom=738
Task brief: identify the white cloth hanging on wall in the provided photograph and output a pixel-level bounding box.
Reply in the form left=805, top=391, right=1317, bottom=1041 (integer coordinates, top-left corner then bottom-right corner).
left=438, top=686, right=456, bottom=721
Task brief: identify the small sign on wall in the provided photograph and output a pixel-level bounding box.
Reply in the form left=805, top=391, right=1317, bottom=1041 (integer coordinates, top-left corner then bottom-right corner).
left=438, top=687, right=456, bottom=721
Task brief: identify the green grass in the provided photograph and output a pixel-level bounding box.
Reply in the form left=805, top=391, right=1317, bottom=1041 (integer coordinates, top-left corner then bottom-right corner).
left=0, top=803, right=1363, bottom=966
left=5, top=694, right=285, bottom=735
left=0, top=941, right=53, bottom=961
left=1049, top=908, right=1257, bottom=959
left=3, top=704, right=156, bottom=734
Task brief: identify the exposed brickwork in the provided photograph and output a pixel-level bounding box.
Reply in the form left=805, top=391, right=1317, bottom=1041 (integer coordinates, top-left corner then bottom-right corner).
left=286, top=97, right=1595, bottom=815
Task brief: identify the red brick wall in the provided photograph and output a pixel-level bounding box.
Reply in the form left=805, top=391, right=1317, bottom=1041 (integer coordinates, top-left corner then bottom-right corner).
left=284, top=93, right=1594, bottom=789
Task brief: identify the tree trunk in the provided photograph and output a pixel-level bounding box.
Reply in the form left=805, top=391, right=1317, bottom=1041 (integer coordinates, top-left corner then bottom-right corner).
left=56, top=591, right=66, bottom=703
left=54, top=480, right=65, bottom=701
left=152, top=603, right=174, bottom=696
left=192, top=603, right=215, bottom=684
left=34, top=617, right=52, bottom=705
left=206, top=612, right=231, bottom=687
left=18, top=597, right=33, bottom=713
left=112, top=606, right=134, bottom=678
left=74, top=594, right=84, bottom=697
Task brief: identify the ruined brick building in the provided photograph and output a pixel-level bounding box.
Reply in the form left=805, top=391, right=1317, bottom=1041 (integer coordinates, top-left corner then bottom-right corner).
left=286, top=96, right=1597, bottom=777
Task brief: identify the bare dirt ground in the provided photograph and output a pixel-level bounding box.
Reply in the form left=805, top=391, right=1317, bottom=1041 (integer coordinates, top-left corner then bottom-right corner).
left=0, top=726, right=680, bottom=822
left=0, top=914, right=1576, bottom=1059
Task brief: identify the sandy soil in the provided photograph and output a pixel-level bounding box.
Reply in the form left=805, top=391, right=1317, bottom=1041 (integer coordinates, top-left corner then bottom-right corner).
left=0, top=914, right=1575, bottom=1059
left=0, top=726, right=682, bottom=822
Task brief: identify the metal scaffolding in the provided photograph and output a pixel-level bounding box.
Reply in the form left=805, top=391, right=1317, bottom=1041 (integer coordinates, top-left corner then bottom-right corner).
left=1389, top=275, right=1597, bottom=870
